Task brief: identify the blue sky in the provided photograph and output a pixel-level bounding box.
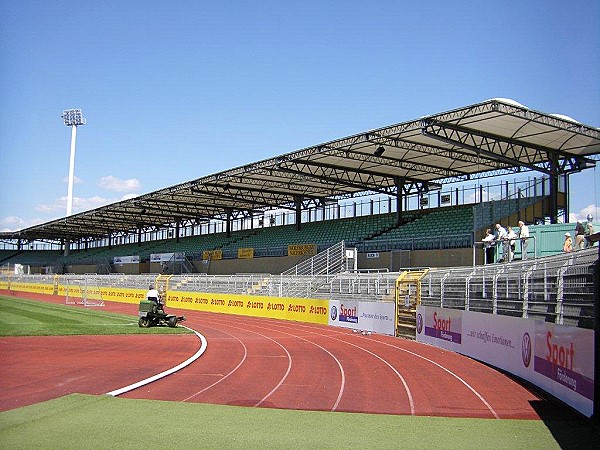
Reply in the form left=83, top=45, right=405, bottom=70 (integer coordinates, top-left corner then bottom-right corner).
left=1, top=0, right=599, bottom=232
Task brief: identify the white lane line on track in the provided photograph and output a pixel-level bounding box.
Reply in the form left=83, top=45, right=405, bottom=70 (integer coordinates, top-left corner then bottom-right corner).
left=245, top=330, right=292, bottom=407
left=313, top=333, right=415, bottom=415
left=180, top=321, right=300, bottom=408
left=202, top=316, right=346, bottom=412
left=290, top=321, right=500, bottom=419
left=182, top=326, right=248, bottom=402
left=236, top=319, right=414, bottom=414
left=181, top=320, right=294, bottom=406
left=380, top=341, right=500, bottom=419
left=105, top=325, right=207, bottom=397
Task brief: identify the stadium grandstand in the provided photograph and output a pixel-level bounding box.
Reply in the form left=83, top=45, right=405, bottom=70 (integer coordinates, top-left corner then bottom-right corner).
left=0, top=98, right=599, bottom=276
left=1, top=98, right=600, bottom=418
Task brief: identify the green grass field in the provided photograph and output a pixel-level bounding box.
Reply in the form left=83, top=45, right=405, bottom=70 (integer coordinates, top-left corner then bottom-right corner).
left=0, top=295, right=596, bottom=449
left=0, top=295, right=190, bottom=336
left=0, top=394, right=581, bottom=450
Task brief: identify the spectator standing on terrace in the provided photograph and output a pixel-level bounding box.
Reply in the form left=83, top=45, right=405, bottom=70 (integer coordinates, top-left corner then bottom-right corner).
left=574, top=220, right=586, bottom=250
left=495, top=223, right=509, bottom=262
left=586, top=220, right=595, bottom=248
left=518, top=220, right=530, bottom=260
left=482, top=228, right=495, bottom=264
left=563, top=232, right=573, bottom=253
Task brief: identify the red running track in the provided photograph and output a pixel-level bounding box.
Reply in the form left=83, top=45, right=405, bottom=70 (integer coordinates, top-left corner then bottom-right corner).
left=0, top=296, right=548, bottom=418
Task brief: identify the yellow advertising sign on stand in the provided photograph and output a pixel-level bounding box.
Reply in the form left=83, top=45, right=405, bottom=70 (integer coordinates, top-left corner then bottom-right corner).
left=288, top=244, right=317, bottom=256
left=238, top=248, right=254, bottom=259
left=202, top=249, right=223, bottom=260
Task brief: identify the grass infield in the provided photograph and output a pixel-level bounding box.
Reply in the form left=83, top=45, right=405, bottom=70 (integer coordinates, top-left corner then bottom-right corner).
left=0, top=394, right=586, bottom=450
left=0, top=294, right=596, bottom=448
left=0, top=295, right=190, bottom=336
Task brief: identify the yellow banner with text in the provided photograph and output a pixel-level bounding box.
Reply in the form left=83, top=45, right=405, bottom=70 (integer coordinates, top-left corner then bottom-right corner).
left=202, top=250, right=223, bottom=260
left=288, top=244, right=317, bottom=256
left=2, top=282, right=329, bottom=325
left=237, top=248, right=254, bottom=259
left=166, top=291, right=329, bottom=324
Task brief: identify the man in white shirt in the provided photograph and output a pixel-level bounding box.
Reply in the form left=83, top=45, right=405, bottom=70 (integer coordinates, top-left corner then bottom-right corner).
left=145, top=284, right=162, bottom=313
left=495, top=223, right=509, bottom=262
left=146, top=285, right=160, bottom=303
left=518, top=220, right=530, bottom=260
left=506, top=226, right=518, bottom=262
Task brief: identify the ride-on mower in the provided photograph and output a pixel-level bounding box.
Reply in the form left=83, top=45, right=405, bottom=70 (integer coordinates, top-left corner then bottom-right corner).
left=138, top=295, right=186, bottom=328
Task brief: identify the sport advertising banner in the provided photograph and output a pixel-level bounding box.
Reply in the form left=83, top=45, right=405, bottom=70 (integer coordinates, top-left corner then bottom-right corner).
left=416, top=305, right=594, bottom=417
left=328, top=300, right=395, bottom=335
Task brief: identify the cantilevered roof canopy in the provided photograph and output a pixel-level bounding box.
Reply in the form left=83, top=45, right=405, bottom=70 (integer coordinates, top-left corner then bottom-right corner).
left=4, top=98, right=600, bottom=243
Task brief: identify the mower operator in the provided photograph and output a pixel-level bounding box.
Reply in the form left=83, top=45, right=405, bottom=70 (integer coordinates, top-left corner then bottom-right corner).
left=146, top=285, right=160, bottom=304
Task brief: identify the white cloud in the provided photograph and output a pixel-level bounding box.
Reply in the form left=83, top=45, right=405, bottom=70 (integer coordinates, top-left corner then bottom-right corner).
left=0, top=216, right=46, bottom=232
left=121, top=193, right=139, bottom=201
left=4, top=192, right=141, bottom=232
left=569, top=204, right=600, bottom=223
left=75, top=195, right=118, bottom=211
left=35, top=195, right=117, bottom=215
left=98, top=175, right=141, bottom=192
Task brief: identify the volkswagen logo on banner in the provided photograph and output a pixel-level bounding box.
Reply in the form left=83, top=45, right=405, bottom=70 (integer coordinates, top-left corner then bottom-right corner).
left=522, top=332, right=532, bottom=368
left=416, top=313, right=423, bottom=334
left=330, top=305, right=338, bottom=321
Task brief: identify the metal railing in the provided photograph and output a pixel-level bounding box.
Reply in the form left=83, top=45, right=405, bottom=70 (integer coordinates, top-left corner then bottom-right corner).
left=1, top=270, right=399, bottom=303
left=473, top=236, right=537, bottom=265
left=420, top=248, right=598, bottom=329
left=282, top=241, right=347, bottom=276
left=3, top=247, right=596, bottom=329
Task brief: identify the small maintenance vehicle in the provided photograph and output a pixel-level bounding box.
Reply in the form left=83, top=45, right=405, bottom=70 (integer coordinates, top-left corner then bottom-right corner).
left=138, top=294, right=185, bottom=328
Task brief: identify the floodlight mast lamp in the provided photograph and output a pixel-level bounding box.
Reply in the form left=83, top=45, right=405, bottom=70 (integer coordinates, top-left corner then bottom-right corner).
left=62, top=109, right=86, bottom=216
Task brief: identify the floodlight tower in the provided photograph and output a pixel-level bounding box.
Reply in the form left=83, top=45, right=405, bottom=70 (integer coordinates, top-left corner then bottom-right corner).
left=62, top=109, right=86, bottom=216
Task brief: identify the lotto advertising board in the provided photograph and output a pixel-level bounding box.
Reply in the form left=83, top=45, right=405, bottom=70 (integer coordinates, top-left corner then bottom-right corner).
left=416, top=305, right=595, bottom=417
left=166, top=291, right=329, bottom=325
left=328, top=300, right=395, bottom=335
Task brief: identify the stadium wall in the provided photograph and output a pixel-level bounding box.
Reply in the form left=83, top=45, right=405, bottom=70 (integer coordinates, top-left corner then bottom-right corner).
left=416, top=305, right=595, bottom=418
left=60, top=249, right=474, bottom=275
left=357, top=249, right=472, bottom=271
left=193, top=254, right=313, bottom=275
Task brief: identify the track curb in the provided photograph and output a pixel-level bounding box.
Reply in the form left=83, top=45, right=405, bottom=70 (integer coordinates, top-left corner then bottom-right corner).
left=106, top=326, right=207, bottom=397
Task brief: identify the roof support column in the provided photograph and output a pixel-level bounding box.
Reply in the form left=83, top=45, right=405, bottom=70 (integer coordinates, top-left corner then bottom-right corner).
left=226, top=208, right=232, bottom=238
left=395, top=177, right=404, bottom=226
left=295, top=195, right=303, bottom=231
left=175, top=221, right=180, bottom=243
left=564, top=174, right=570, bottom=222
left=549, top=155, right=559, bottom=224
